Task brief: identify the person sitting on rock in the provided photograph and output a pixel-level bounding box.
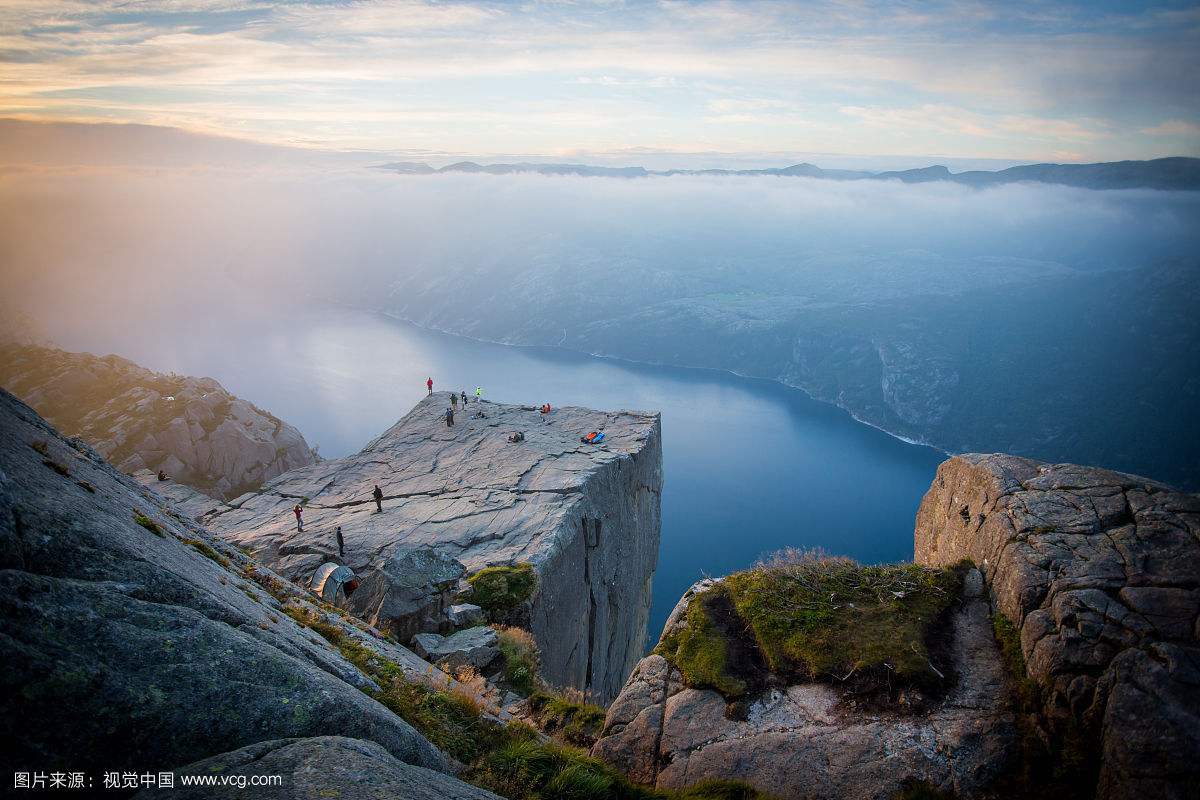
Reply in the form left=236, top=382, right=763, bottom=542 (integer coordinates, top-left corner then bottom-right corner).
left=372, top=484, right=383, bottom=513
left=157, top=469, right=168, bottom=481
left=293, top=504, right=304, bottom=531
left=508, top=431, right=525, bottom=443
left=540, top=403, right=551, bottom=414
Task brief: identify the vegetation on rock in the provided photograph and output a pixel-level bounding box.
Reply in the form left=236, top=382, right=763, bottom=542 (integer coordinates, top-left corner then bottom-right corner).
left=528, top=689, right=607, bottom=748
left=496, top=625, right=541, bottom=695
left=468, top=563, right=538, bottom=618
left=659, top=550, right=964, bottom=704
left=133, top=512, right=164, bottom=537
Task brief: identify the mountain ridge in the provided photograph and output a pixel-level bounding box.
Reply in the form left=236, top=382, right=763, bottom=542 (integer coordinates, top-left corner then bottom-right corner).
left=375, top=156, right=1200, bottom=191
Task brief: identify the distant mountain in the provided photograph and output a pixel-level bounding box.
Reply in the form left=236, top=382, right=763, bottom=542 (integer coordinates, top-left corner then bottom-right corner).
left=375, top=156, right=1200, bottom=190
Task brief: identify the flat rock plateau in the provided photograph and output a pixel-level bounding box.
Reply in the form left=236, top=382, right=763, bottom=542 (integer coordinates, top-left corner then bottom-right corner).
left=202, top=392, right=662, bottom=703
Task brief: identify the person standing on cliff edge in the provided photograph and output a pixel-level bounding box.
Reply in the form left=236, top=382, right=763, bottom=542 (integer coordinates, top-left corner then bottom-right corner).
left=372, top=484, right=383, bottom=513
left=461, top=390, right=468, bottom=406
left=336, top=526, right=344, bottom=558
left=427, top=377, right=434, bottom=396
left=293, top=504, right=304, bottom=532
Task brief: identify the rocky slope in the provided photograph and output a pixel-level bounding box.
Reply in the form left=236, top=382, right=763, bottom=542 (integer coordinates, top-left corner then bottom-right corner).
left=915, top=454, right=1200, bottom=800
left=0, top=344, right=318, bottom=499
left=0, top=388, right=497, bottom=796
left=201, top=393, right=663, bottom=704
left=594, top=454, right=1199, bottom=800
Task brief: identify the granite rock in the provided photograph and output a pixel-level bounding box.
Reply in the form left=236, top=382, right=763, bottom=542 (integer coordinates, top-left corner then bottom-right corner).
left=592, top=580, right=1017, bottom=799
left=449, top=603, right=486, bottom=627
left=913, top=454, right=1200, bottom=800
left=0, top=389, right=466, bottom=782
left=0, top=344, right=318, bottom=500
left=412, top=626, right=500, bottom=671
left=203, top=393, right=662, bottom=702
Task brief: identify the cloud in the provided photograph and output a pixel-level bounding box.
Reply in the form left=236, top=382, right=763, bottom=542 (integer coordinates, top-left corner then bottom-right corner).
left=0, top=1, right=1196, bottom=159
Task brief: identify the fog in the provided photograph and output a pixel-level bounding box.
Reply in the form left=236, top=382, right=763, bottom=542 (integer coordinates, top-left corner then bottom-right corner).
left=2, top=164, right=1198, bottom=354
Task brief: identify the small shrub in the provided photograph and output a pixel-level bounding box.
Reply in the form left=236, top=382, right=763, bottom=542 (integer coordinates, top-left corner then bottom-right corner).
left=133, top=512, right=164, bottom=537
left=496, top=625, right=541, bottom=695
left=992, top=612, right=1039, bottom=710
left=29, top=440, right=48, bottom=455
left=76, top=480, right=95, bottom=493
left=529, top=688, right=607, bottom=748
left=468, top=563, right=538, bottom=617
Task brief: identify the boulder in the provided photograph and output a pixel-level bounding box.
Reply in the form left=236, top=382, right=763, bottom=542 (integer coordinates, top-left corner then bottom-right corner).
left=204, top=393, right=662, bottom=703
left=346, top=548, right=466, bottom=640
left=449, top=602, right=486, bottom=627
left=412, top=627, right=500, bottom=671
left=914, top=454, right=1200, bottom=800
left=0, top=389, right=461, bottom=782
left=592, top=580, right=1017, bottom=799
left=134, top=737, right=502, bottom=799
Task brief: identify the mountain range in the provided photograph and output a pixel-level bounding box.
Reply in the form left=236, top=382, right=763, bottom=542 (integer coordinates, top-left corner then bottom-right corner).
left=376, top=156, right=1200, bottom=191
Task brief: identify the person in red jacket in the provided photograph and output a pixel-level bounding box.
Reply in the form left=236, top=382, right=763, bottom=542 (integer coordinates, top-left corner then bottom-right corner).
left=426, top=377, right=433, bottom=395
left=293, top=504, right=304, bottom=531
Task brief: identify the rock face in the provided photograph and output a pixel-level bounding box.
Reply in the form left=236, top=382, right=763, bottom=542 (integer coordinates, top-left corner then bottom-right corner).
left=135, top=737, right=501, bottom=800
left=914, top=454, right=1200, bottom=800
left=413, top=626, right=501, bottom=671
left=0, top=388, right=474, bottom=782
left=0, top=344, right=319, bottom=500
left=592, top=574, right=1017, bottom=799
left=203, top=393, right=662, bottom=703
left=345, top=547, right=466, bottom=641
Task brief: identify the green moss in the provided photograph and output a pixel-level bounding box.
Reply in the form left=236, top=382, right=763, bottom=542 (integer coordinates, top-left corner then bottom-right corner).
left=659, top=588, right=746, bottom=697
left=529, top=690, right=607, bottom=748
left=29, top=439, right=49, bottom=455
left=183, top=538, right=231, bottom=569
left=468, top=563, right=538, bottom=617
left=659, top=554, right=964, bottom=702
left=134, top=512, right=165, bottom=537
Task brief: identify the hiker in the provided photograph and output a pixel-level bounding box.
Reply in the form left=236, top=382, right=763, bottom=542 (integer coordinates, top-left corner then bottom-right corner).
left=475, top=387, right=483, bottom=401
left=461, top=390, right=468, bottom=406
left=427, top=377, right=434, bottom=396
left=293, top=504, right=304, bottom=531
left=336, top=526, right=344, bottom=558
left=445, top=407, right=455, bottom=427
left=450, top=393, right=458, bottom=410
left=372, top=484, right=383, bottom=513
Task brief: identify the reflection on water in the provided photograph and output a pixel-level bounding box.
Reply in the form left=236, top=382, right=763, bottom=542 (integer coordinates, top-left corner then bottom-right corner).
left=65, top=307, right=945, bottom=648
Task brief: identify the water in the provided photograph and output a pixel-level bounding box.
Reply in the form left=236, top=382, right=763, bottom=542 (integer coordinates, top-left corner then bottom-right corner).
left=66, top=307, right=945, bottom=647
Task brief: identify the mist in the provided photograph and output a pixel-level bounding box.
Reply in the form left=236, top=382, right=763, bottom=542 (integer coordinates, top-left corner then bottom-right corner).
left=2, top=165, right=1198, bottom=357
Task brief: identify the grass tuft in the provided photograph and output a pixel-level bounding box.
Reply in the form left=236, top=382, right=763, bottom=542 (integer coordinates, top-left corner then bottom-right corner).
left=529, top=689, right=607, bottom=748
left=133, top=512, right=164, bottom=537
left=496, top=625, right=541, bottom=695
left=183, top=538, right=231, bottom=569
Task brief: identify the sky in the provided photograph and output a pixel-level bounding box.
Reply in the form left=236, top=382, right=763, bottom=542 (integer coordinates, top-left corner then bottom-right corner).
left=0, top=0, right=1199, bottom=165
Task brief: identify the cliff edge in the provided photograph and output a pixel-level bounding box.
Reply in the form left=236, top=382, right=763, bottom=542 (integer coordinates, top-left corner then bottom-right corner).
left=202, top=392, right=663, bottom=703
left=915, top=454, right=1200, bottom=800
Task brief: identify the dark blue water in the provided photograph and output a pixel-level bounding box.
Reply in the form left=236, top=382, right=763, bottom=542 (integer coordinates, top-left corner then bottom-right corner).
left=67, top=308, right=945, bottom=647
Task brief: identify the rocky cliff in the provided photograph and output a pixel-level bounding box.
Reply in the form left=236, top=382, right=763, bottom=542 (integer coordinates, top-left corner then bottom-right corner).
left=0, top=344, right=319, bottom=499
left=594, top=454, right=1199, bottom=800
left=0, top=387, right=498, bottom=796
left=201, top=393, right=662, bottom=704
left=914, top=454, right=1200, bottom=800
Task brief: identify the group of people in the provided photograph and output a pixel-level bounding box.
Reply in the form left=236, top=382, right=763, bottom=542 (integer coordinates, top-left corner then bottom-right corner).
left=289, top=482, right=384, bottom=560
left=432, top=379, right=484, bottom=427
